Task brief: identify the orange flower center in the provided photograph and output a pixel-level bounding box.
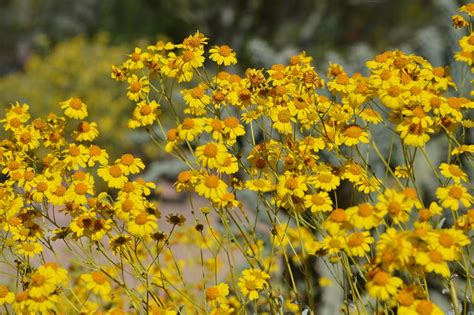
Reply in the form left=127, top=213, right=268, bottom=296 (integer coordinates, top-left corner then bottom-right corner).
left=397, top=290, right=415, bottom=306
left=428, top=250, right=444, bottom=263
left=75, top=183, right=89, bottom=195
left=89, top=145, right=102, bottom=156
left=20, top=132, right=32, bottom=144
left=432, top=67, right=444, bottom=77
left=109, top=165, right=123, bottom=178
left=191, top=87, right=204, bottom=99
left=36, top=182, right=48, bottom=193
left=134, top=213, right=148, bottom=225
left=335, top=73, right=349, bottom=85
left=387, top=202, right=401, bottom=215
left=330, top=209, right=347, bottom=223
left=91, top=271, right=107, bottom=285
left=329, top=239, right=341, bottom=248
left=218, top=45, right=232, bottom=57
left=121, top=154, right=135, bottom=166
left=178, top=171, right=192, bottom=183
left=73, top=171, right=86, bottom=181
left=70, top=98, right=83, bottom=110
left=344, top=125, right=363, bottom=138
left=416, top=300, right=434, bottom=315
left=438, top=232, right=454, bottom=248
left=24, top=170, right=35, bottom=181
left=203, top=144, right=218, bottom=158
left=419, top=209, right=430, bottom=221
left=318, top=173, right=333, bottom=183
left=206, top=287, right=220, bottom=300
left=69, top=145, right=81, bottom=156
left=224, top=117, right=239, bottom=128
left=285, top=178, right=298, bottom=190
left=22, top=243, right=36, bottom=252
left=373, top=271, right=390, bottom=286
left=358, top=203, right=373, bottom=217
left=54, top=186, right=66, bottom=197
left=131, top=52, right=140, bottom=62
left=380, top=70, right=391, bottom=81
left=140, top=104, right=152, bottom=115
left=311, top=194, right=326, bottom=206
left=31, top=274, right=46, bottom=287
left=182, top=118, right=195, bottom=129
left=7, top=216, right=21, bottom=227
left=122, top=199, right=134, bottom=212
left=447, top=165, right=463, bottom=177
left=213, top=91, right=225, bottom=102
left=347, top=232, right=364, bottom=247
left=16, top=291, right=29, bottom=302
left=448, top=186, right=463, bottom=199
left=0, top=286, right=9, bottom=298
left=205, top=175, right=220, bottom=189
left=182, top=50, right=194, bottom=62
left=469, top=36, right=474, bottom=46
left=8, top=161, right=20, bottom=170
left=387, top=86, right=401, bottom=97
left=79, top=121, right=90, bottom=132
left=130, top=82, right=142, bottom=93
left=167, top=128, right=178, bottom=141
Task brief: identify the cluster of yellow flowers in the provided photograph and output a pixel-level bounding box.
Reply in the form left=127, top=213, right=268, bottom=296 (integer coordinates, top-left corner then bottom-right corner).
left=0, top=3, right=473, bottom=315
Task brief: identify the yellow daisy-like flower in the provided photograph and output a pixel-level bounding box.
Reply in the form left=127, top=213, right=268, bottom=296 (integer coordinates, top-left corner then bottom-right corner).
left=128, top=100, right=160, bottom=128
left=177, top=117, right=205, bottom=141
left=276, top=172, right=307, bottom=199
left=397, top=299, right=445, bottom=315
left=127, top=212, right=158, bottom=237
left=304, top=191, right=333, bottom=213
left=98, top=164, right=128, bottom=189
left=0, top=285, right=15, bottom=305
left=439, top=163, right=468, bottom=183
left=427, top=228, right=470, bottom=260
left=436, top=184, right=472, bottom=211
left=345, top=231, right=374, bottom=257
left=342, top=124, right=369, bottom=146
left=245, top=178, right=275, bottom=193
left=206, top=283, right=229, bottom=305
left=116, top=153, right=145, bottom=175
left=366, top=270, right=403, bottom=300
left=73, top=121, right=99, bottom=142
left=415, top=249, right=450, bottom=278
left=196, top=142, right=228, bottom=169
left=309, top=171, right=340, bottom=191
left=209, top=45, right=237, bottom=66
left=347, top=203, right=385, bottom=230
left=237, top=269, right=269, bottom=301
left=60, top=97, right=88, bottom=120
left=195, top=174, right=228, bottom=201
left=126, top=75, right=150, bottom=102
left=15, top=241, right=43, bottom=257
left=376, top=189, right=412, bottom=224
left=81, top=271, right=112, bottom=298
left=270, top=106, right=295, bottom=135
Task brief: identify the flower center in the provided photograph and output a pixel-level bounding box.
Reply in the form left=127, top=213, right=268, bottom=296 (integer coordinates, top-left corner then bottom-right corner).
left=311, top=194, right=325, bottom=205
left=70, top=98, right=82, bottom=110
left=140, top=104, right=152, bottom=115
left=358, top=203, right=373, bottom=217
left=206, top=287, right=220, bottom=300
left=134, top=213, right=148, bottom=225
left=0, top=286, right=9, bottom=298
left=347, top=232, right=364, bottom=247
left=218, top=45, right=232, bottom=57
left=319, top=173, right=333, bottom=183
left=387, top=86, right=401, bottom=97
left=387, top=202, right=401, bottom=215
left=91, top=271, right=107, bottom=285
left=109, top=165, right=123, bottom=178
left=428, top=250, right=444, bottom=263
left=373, top=271, right=390, bottom=286
left=416, top=300, right=434, bottom=315
left=31, top=274, right=46, bottom=287
left=182, top=118, right=195, bottom=129
left=438, top=232, right=454, bottom=248
left=205, top=175, right=220, bottom=189
left=330, top=209, right=346, bottom=223
left=344, top=125, right=363, bottom=138
left=89, top=145, right=102, bottom=156
left=121, top=154, right=135, bottom=166
left=448, top=186, right=463, bottom=199
left=75, top=183, right=89, bottom=195
left=130, top=82, right=142, bottom=93
left=224, top=117, right=239, bottom=128
left=203, top=144, right=218, bottom=158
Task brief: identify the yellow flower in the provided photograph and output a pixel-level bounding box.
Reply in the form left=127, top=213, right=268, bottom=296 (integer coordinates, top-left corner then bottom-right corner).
left=397, top=299, right=445, bottom=315
left=15, top=241, right=43, bottom=257
left=342, top=124, right=369, bottom=146
left=436, top=184, right=472, bottom=210
left=98, top=164, right=128, bottom=189
left=196, top=142, right=228, bottom=169
left=177, top=117, right=205, bottom=141
left=347, top=203, right=385, bottom=230
left=127, top=212, right=158, bottom=237
left=0, top=285, right=15, bottom=305
left=415, top=249, right=450, bottom=277
left=73, top=121, right=99, bottom=142
left=376, top=189, right=412, bottom=224
left=195, top=174, right=228, bottom=201
left=126, top=75, right=150, bottom=102
left=439, top=163, right=468, bottom=183
left=344, top=231, right=374, bottom=257
left=276, top=172, right=307, bottom=199
left=270, top=106, right=295, bottom=135
left=60, top=97, right=88, bottom=119
left=237, top=269, right=269, bottom=301
left=209, top=45, right=237, bottom=66
left=128, top=100, right=160, bottom=128
left=86, top=144, right=109, bottom=167
left=366, top=270, right=403, bottom=300
left=245, top=178, right=275, bottom=193
left=304, top=191, right=333, bottom=213
left=81, top=271, right=112, bottom=298
left=427, top=228, right=470, bottom=260
left=309, top=171, right=340, bottom=191
left=115, top=153, right=145, bottom=175
left=206, top=283, right=229, bottom=305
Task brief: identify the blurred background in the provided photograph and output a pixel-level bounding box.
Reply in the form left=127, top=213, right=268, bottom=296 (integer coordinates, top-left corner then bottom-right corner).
left=0, top=0, right=464, bottom=158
